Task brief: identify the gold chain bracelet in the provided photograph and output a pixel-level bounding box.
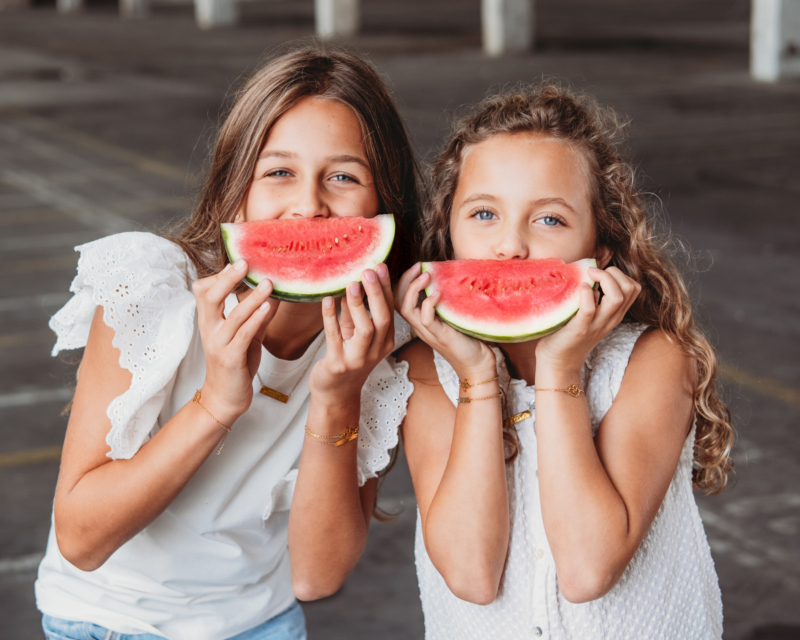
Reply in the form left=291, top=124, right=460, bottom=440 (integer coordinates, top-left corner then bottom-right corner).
left=536, top=384, right=584, bottom=398
left=193, top=390, right=231, bottom=455
left=456, top=392, right=503, bottom=404
left=304, top=424, right=359, bottom=447
left=459, top=375, right=499, bottom=392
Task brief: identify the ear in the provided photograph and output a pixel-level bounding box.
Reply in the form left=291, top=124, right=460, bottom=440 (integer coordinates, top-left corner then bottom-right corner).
left=594, top=245, right=613, bottom=269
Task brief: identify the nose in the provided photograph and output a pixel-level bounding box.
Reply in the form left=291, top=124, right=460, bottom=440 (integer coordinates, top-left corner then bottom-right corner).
left=494, top=223, right=529, bottom=260
left=290, top=176, right=331, bottom=219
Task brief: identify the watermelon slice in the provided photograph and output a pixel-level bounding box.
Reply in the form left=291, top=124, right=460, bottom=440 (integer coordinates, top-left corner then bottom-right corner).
left=421, top=258, right=597, bottom=343
left=221, top=214, right=395, bottom=302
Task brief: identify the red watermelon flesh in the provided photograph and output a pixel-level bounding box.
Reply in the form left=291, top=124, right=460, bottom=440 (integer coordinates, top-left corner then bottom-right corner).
left=222, top=214, right=395, bottom=302
left=421, top=258, right=596, bottom=342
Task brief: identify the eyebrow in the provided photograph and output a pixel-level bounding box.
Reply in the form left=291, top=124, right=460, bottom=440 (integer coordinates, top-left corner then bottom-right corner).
left=460, top=193, right=497, bottom=206
left=534, top=197, right=578, bottom=215
left=257, top=150, right=371, bottom=171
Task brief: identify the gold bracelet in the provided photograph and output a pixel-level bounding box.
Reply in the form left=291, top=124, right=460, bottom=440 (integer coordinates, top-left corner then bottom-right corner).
left=193, top=390, right=231, bottom=455
left=304, top=424, right=359, bottom=447
left=504, top=409, right=532, bottom=428
left=459, top=375, right=499, bottom=392
left=536, top=384, right=584, bottom=398
left=457, top=392, right=503, bottom=404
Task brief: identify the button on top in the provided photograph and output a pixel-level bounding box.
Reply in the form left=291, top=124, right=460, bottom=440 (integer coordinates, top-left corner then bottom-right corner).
left=535, top=548, right=544, bottom=560
left=534, top=627, right=543, bottom=637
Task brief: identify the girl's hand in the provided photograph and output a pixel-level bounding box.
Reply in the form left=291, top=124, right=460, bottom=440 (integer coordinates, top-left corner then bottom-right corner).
left=395, top=264, right=496, bottom=379
left=193, top=260, right=279, bottom=422
left=309, top=264, right=395, bottom=406
left=535, top=266, right=641, bottom=373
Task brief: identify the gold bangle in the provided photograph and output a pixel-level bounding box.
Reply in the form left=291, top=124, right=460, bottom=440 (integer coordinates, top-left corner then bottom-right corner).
left=459, top=375, right=499, bottom=392
left=193, top=390, right=231, bottom=455
left=304, top=424, right=359, bottom=447
left=457, top=392, right=503, bottom=404
left=536, top=384, right=584, bottom=398
left=504, top=409, right=532, bottom=428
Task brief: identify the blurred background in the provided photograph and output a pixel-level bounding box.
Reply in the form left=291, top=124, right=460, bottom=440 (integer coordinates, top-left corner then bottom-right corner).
left=1, top=0, right=799, bottom=637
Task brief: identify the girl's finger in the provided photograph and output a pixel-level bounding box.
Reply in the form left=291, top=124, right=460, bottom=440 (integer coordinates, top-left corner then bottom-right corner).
left=345, top=282, right=375, bottom=358
left=229, top=298, right=274, bottom=354
left=394, top=263, right=421, bottom=310
left=375, top=263, right=395, bottom=316
left=321, top=297, right=345, bottom=362
left=419, top=290, right=440, bottom=331
left=590, top=268, right=625, bottom=316
left=205, top=259, right=249, bottom=309
left=339, top=295, right=356, bottom=341
left=362, top=269, right=391, bottom=345
left=217, top=279, right=273, bottom=345
left=400, top=271, right=430, bottom=320
left=574, top=282, right=597, bottom=329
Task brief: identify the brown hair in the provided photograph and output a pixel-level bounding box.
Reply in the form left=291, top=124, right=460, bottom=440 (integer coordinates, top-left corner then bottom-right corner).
left=169, top=44, right=421, bottom=288
left=423, top=83, right=733, bottom=494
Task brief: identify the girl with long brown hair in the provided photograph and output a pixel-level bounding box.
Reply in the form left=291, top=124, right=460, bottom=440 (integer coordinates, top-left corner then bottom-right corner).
left=396, top=84, right=732, bottom=639
left=36, top=46, right=420, bottom=640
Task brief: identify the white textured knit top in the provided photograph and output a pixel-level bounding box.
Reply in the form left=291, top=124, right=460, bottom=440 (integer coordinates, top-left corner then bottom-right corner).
left=416, top=323, right=723, bottom=640
left=36, top=232, right=414, bottom=640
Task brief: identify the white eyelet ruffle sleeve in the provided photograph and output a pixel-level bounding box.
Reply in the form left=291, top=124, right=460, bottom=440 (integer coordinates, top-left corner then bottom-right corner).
left=355, top=313, right=414, bottom=486
left=49, top=232, right=197, bottom=460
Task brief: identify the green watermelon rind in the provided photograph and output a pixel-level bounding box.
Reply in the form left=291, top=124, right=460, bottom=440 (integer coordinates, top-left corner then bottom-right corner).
left=421, top=259, right=597, bottom=343
left=221, top=215, right=395, bottom=303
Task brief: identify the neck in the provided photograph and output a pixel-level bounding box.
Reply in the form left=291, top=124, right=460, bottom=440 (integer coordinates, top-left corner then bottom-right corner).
left=239, top=289, right=323, bottom=361
left=500, top=340, right=539, bottom=385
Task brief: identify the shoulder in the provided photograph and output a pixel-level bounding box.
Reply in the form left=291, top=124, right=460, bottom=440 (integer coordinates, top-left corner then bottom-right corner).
left=74, top=232, right=197, bottom=296
left=626, top=328, right=696, bottom=391
left=77, top=232, right=194, bottom=276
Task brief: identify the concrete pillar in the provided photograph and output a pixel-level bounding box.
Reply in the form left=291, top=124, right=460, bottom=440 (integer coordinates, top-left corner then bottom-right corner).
left=751, top=0, right=800, bottom=81
left=315, top=0, right=360, bottom=38
left=120, top=0, right=149, bottom=19
left=482, top=0, right=534, bottom=56
left=56, top=0, right=83, bottom=14
left=195, top=0, right=238, bottom=29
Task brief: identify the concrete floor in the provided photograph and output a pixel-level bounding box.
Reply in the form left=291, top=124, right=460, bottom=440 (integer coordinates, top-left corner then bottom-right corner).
left=0, top=0, right=799, bottom=638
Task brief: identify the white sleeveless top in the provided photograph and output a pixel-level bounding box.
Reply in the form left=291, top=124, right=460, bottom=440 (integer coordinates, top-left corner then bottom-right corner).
left=416, top=324, right=723, bottom=640
left=36, top=232, right=414, bottom=640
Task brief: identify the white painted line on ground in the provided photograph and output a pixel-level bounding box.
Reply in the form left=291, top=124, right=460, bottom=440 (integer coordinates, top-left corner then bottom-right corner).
left=0, top=292, right=71, bottom=313
left=0, top=387, right=73, bottom=409
left=0, top=552, right=44, bottom=574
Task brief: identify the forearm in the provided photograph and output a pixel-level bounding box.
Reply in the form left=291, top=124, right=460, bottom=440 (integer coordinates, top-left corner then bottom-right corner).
left=535, top=365, right=630, bottom=600
left=288, top=397, right=368, bottom=600
left=424, top=375, right=509, bottom=604
left=55, top=393, right=234, bottom=570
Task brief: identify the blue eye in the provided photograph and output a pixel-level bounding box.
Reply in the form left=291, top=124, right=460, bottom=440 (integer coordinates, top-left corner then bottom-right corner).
left=267, top=169, right=290, bottom=178
left=474, top=210, right=497, bottom=221
left=540, top=216, right=561, bottom=226
left=331, top=174, right=356, bottom=183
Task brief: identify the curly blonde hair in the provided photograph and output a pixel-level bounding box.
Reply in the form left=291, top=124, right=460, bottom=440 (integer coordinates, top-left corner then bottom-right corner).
left=423, top=83, right=733, bottom=494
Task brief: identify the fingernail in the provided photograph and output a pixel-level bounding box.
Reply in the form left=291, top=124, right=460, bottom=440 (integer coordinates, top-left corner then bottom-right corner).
left=364, top=270, right=377, bottom=283
left=589, top=267, right=600, bottom=272
left=256, top=280, right=270, bottom=292
left=348, top=282, right=360, bottom=296
left=323, top=297, right=334, bottom=309
left=222, top=264, right=231, bottom=273
left=260, top=301, right=270, bottom=312
left=376, top=264, right=388, bottom=278
left=234, top=260, right=247, bottom=271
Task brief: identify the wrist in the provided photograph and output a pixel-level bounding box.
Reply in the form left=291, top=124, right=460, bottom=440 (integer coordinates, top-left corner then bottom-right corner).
left=197, top=384, right=244, bottom=427
left=307, top=393, right=361, bottom=437
left=534, top=363, right=583, bottom=388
